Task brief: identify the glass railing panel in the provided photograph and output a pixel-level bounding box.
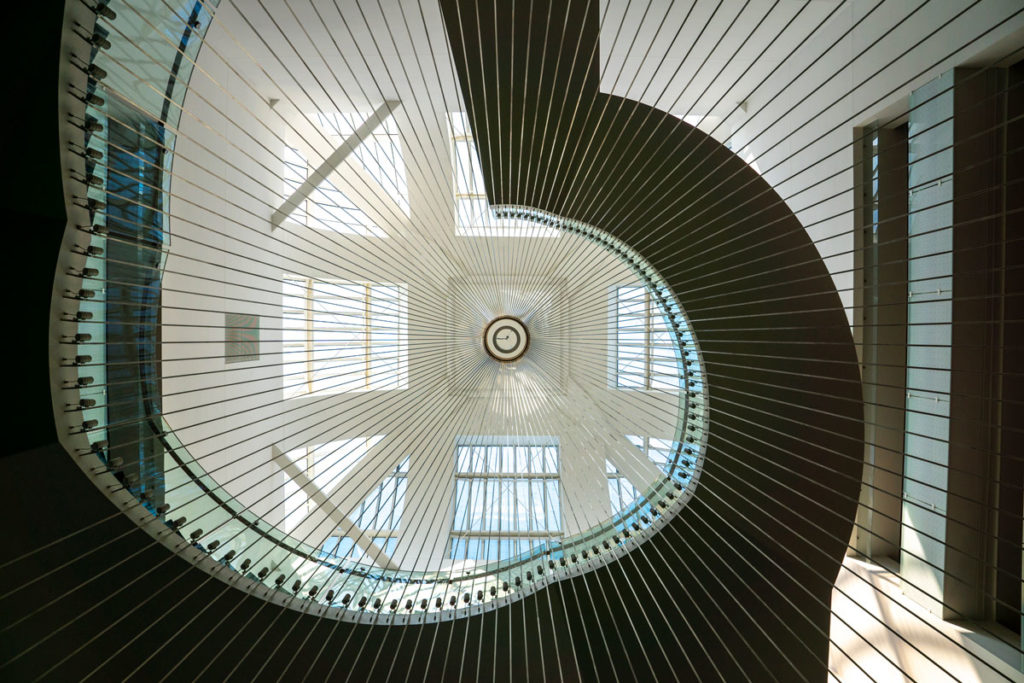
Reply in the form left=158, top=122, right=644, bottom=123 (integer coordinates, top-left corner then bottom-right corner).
left=88, top=1, right=217, bottom=129
left=68, top=0, right=220, bottom=512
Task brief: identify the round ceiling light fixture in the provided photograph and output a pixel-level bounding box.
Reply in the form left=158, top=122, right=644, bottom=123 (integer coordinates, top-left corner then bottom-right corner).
left=483, top=316, right=529, bottom=362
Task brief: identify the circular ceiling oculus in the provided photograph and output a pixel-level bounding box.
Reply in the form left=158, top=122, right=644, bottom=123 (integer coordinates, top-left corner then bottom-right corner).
left=484, top=316, right=529, bottom=361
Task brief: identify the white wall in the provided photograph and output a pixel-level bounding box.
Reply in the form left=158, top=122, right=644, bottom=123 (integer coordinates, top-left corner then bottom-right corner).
left=598, top=0, right=1024, bottom=322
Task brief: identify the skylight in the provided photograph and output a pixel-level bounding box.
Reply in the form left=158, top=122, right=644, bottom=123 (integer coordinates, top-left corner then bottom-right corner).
left=606, top=460, right=640, bottom=514
left=316, top=457, right=409, bottom=563
left=282, top=146, right=383, bottom=236
left=282, top=438, right=374, bottom=533
left=350, top=457, right=408, bottom=536
left=626, top=435, right=693, bottom=482
left=313, top=112, right=410, bottom=217
left=612, top=285, right=681, bottom=390
left=320, top=535, right=397, bottom=560
left=449, top=442, right=561, bottom=563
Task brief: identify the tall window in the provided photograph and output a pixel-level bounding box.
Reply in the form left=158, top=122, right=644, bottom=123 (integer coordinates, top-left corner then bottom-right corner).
left=312, top=112, right=410, bottom=216
left=350, top=457, right=408, bottom=552
left=612, top=285, right=680, bottom=390
left=320, top=457, right=409, bottom=561
left=282, top=277, right=408, bottom=398
left=606, top=460, right=640, bottom=514
left=449, top=442, right=561, bottom=563
left=282, top=146, right=382, bottom=236
left=449, top=112, right=557, bottom=236
left=282, top=438, right=375, bottom=533
left=626, top=435, right=692, bottom=480
left=319, top=536, right=398, bottom=560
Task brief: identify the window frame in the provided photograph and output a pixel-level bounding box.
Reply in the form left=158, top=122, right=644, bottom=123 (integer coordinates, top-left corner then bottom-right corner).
left=281, top=145, right=383, bottom=236
left=625, top=434, right=693, bottom=482
left=605, top=460, right=639, bottom=515
left=448, top=441, right=562, bottom=563
left=610, top=285, right=681, bottom=391
left=319, top=457, right=409, bottom=562
left=282, top=277, right=408, bottom=398
left=311, top=112, right=410, bottom=217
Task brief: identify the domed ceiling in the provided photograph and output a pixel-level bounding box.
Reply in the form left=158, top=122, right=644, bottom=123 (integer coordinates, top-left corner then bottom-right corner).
left=42, top=0, right=868, bottom=678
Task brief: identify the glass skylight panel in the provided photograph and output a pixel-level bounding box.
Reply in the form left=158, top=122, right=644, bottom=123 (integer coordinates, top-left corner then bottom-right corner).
left=282, top=146, right=382, bottom=235
left=606, top=460, right=639, bottom=514
left=366, top=284, right=407, bottom=390
left=449, top=443, right=560, bottom=563
left=453, top=136, right=485, bottom=195
left=320, top=535, right=357, bottom=559
left=313, top=112, right=410, bottom=216
left=319, top=536, right=397, bottom=562
left=310, top=182, right=382, bottom=236
left=615, top=286, right=648, bottom=389
left=351, top=457, right=409, bottom=532
left=311, top=441, right=368, bottom=492
left=449, top=538, right=545, bottom=563
left=449, top=112, right=557, bottom=237
left=282, top=277, right=408, bottom=397
left=374, top=537, right=397, bottom=556
left=626, top=435, right=691, bottom=480
left=281, top=438, right=374, bottom=533
left=613, top=285, right=680, bottom=390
